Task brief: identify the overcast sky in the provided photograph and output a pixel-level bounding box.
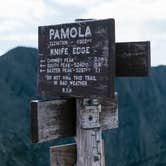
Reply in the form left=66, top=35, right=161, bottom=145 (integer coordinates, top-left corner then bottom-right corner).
left=0, top=0, right=165, bottom=66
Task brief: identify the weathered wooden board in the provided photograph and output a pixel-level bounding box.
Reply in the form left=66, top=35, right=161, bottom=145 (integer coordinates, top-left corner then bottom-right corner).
left=76, top=98, right=103, bottom=166
left=116, top=41, right=151, bottom=76
left=80, top=99, right=101, bottom=129
left=31, top=99, right=76, bottom=143
left=38, top=19, right=115, bottom=98
left=31, top=95, right=118, bottom=143
left=100, top=93, right=118, bottom=130
left=31, top=101, right=38, bottom=143
left=50, top=143, right=76, bottom=166
left=49, top=141, right=105, bottom=166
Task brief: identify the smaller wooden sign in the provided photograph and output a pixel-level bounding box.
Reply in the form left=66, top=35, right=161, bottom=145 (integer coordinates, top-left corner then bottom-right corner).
left=50, top=143, right=76, bottom=166
left=31, top=99, right=76, bottom=143
left=31, top=94, right=118, bottom=143
left=50, top=142, right=105, bottom=166
left=116, top=41, right=151, bottom=76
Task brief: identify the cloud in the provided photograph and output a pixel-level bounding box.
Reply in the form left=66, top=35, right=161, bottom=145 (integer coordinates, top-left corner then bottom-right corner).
left=0, top=34, right=36, bottom=42
left=0, top=0, right=62, bottom=55
left=91, top=1, right=164, bottom=39
left=50, top=0, right=106, bottom=7
left=83, top=0, right=166, bottom=20
left=81, top=0, right=166, bottom=65
left=0, top=0, right=60, bottom=23
left=0, top=20, right=23, bottom=33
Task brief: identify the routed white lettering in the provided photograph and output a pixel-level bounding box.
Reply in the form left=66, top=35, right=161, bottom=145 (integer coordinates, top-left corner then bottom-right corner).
left=70, top=27, right=78, bottom=38
left=85, top=26, right=92, bottom=37
left=73, top=47, right=90, bottom=55
left=78, top=27, right=84, bottom=37
left=60, top=28, right=69, bottom=39
left=50, top=48, right=68, bottom=55
left=49, top=26, right=92, bottom=40
left=49, top=29, right=55, bottom=40
left=54, top=29, right=60, bottom=39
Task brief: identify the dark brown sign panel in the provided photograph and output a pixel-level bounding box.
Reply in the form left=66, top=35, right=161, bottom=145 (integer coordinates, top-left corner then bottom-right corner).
left=116, top=41, right=151, bottom=76
left=38, top=19, right=115, bottom=98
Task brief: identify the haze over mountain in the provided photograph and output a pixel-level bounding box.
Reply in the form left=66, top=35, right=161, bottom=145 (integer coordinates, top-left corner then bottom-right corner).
left=0, top=47, right=165, bottom=166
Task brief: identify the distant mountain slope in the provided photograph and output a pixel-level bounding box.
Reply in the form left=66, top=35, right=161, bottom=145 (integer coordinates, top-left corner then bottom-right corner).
left=0, top=47, right=52, bottom=166
left=0, top=47, right=165, bottom=166
left=108, top=67, right=166, bottom=166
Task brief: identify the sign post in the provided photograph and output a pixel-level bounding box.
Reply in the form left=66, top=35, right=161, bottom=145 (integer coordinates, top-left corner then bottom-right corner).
left=76, top=98, right=103, bottom=166
left=31, top=18, right=151, bottom=166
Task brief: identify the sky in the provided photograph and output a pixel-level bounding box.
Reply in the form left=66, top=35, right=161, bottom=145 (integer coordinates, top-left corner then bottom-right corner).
left=0, top=0, right=165, bottom=66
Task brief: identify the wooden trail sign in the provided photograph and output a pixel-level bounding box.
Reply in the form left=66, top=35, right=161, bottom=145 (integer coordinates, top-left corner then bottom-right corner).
left=31, top=94, right=118, bottom=143
left=50, top=143, right=76, bottom=166
left=38, top=19, right=115, bottom=98
left=31, top=99, right=76, bottom=143
left=116, top=41, right=150, bottom=76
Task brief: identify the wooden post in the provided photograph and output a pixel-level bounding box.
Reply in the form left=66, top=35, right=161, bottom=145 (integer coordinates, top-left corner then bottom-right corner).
left=76, top=98, right=104, bottom=166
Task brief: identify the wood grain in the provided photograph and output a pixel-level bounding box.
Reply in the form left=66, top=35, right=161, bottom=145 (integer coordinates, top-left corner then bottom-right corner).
left=100, top=93, right=118, bottom=130
left=50, top=143, right=76, bottom=166
left=76, top=98, right=103, bottom=166
left=49, top=142, right=105, bottom=166
left=31, top=95, right=118, bottom=143
left=31, top=99, right=76, bottom=143
left=31, top=101, right=39, bottom=143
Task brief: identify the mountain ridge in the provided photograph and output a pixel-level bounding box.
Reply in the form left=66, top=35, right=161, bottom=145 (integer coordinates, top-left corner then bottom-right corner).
left=0, top=47, right=165, bottom=166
